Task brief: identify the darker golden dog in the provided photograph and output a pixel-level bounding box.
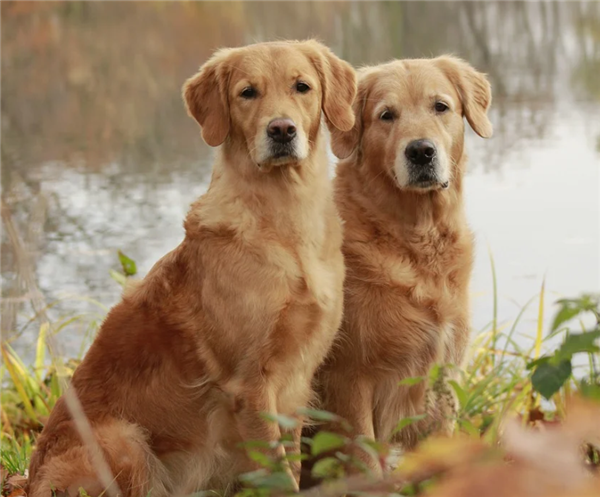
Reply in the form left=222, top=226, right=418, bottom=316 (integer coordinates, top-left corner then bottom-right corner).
left=27, top=40, right=356, bottom=497
left=308, top=56, right=492, bottom=477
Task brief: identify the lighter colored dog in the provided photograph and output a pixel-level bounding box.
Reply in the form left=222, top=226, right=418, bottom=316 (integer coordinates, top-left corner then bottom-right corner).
left=27, top=40, right=356, bottom=497
left=313, top=56, right=492, bottom=474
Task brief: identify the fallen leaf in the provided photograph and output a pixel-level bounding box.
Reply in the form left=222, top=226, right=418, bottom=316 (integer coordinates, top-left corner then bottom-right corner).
left=4, top=474, right=27, bottom=497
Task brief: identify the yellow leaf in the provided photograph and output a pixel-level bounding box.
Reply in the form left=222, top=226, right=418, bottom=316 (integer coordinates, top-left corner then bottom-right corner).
left=1, top=346, right=39, bottom=424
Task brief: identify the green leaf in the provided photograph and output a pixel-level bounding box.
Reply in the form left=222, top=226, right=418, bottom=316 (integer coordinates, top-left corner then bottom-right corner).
left=556, top=330, right=600, bottom=361
left=551, top=295, right=599, bottom=332
left=531, top=360, right=572, bottom=400
left=300, top=436, right=314, bottom=447
left=260, top=413, right=299, bottom=430
left=236, top=469, right=267, bottom=486
left=552, top=304, right=584, bottom=332
left=247, top=451, right=273, bottom=468
left=480, top=413, right=495, bottom=433
left=400, top=483, right=419, bottom=496
left=311, top=457, right=342, bottom=479
left=428, top=364, right=441, bottom=383
left=580, top=379, right=600, bottom=401
left=238, top=469, right=295, bottom=490
left=526, top=356, right=551, bottom=371
left=311, top=431, right=346, bottom=456
left=392, top=414, right=427, bottom=435
left=448, top=380, right=467, bottom=410
left=297, top=408, right=352, bottom=432
left=238, top=440, right=272, bottom=450
left=297, top=408, right=341, bottom=423
left=458, top=418, right=479, bottom=437
left=285, top=453, right=306, bottom=462
left=398, top=376, right=425, bottom=386
left=118, top=250, right=137, bottom=276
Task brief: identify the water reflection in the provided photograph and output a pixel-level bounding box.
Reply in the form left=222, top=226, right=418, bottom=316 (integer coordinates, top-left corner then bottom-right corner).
left=2, top=1, right=599, bottom=360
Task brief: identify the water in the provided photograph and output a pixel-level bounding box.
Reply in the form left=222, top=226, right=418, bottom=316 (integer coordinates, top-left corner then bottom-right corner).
left=2, top=1, right=599, bottom=362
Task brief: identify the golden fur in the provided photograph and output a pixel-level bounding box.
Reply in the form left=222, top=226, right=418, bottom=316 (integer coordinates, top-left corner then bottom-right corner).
left=308, top=56, right=492, bottom=476
left=27, top=40, right=356, bottom=497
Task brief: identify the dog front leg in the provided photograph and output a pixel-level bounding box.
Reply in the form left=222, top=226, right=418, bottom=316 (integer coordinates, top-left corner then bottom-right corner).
left=321, top=374, right=380, bottom=477
left=283, top=423, right=303, bottom=487
left=235, top=390, right=299, bottom=491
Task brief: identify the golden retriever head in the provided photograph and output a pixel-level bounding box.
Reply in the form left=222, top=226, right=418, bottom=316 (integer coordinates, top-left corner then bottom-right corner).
left=183, top=40, right=356, bottom=171
left=331, top=56, right=492, bottom=192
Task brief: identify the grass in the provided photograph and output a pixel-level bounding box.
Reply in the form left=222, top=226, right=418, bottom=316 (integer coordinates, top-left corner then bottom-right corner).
left=1, top=257, right=599, bottom=497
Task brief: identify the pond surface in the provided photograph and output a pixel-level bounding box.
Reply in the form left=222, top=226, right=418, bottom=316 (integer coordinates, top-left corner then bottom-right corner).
left=2, top=1, right=599, bottom=361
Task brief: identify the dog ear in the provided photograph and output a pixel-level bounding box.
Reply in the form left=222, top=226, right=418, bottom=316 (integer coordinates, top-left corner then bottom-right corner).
left=328, top=67, right=377, bottom=160
left=304, top=41, right=357, bottom=135
left=329, top=83, right=363, bottom=159
left=182, top=49, right=232, bottom=147
left=436, top=56, right=493, bottom=139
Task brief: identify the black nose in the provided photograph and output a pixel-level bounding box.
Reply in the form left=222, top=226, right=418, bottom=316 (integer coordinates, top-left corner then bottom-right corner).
left=267, top=118, right=297, bottom=144
left=405, top=139, right=437, bottom=165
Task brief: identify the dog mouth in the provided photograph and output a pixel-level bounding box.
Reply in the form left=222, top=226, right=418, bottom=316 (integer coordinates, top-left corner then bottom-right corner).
left=260, top=143, right=298, bottom=167
left=409, top=179, right=450, bottom=191
left=412, top=179, right=438, bottom=188
left=273, top=151, right=295, bottom=160
left=407, top=172, right=449, bottom=191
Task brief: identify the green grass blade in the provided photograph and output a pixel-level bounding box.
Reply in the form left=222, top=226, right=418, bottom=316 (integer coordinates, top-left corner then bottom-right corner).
left=487, top=245, right=499, bottom=364
left=500, top=295, right=538, bottom=363
left=35, top=322, right=48, bottom=381
left=534, top=280, right=546, bottom=360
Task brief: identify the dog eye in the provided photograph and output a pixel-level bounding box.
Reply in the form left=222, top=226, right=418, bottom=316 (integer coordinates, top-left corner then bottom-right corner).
left=380, top=110, right=394, bottom=121
left=240, top=87, right=257, bottom=99
left=295, top=82, right=311, bottom=93
left=434, top=101, right=449, bottom=113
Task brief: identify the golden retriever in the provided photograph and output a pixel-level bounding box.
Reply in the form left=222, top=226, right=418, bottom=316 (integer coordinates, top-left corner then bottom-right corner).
left=27, top=40, right=356, bottom=497
left=308, top=56, right=492, bottom=476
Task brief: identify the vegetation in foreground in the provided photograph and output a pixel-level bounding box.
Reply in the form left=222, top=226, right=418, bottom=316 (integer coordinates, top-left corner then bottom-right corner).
left=1, top=255, right=599, bottom=497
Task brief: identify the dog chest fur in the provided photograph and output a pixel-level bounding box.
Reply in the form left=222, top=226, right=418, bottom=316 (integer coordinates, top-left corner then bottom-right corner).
left=191, top=171, right=344, bottom=406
